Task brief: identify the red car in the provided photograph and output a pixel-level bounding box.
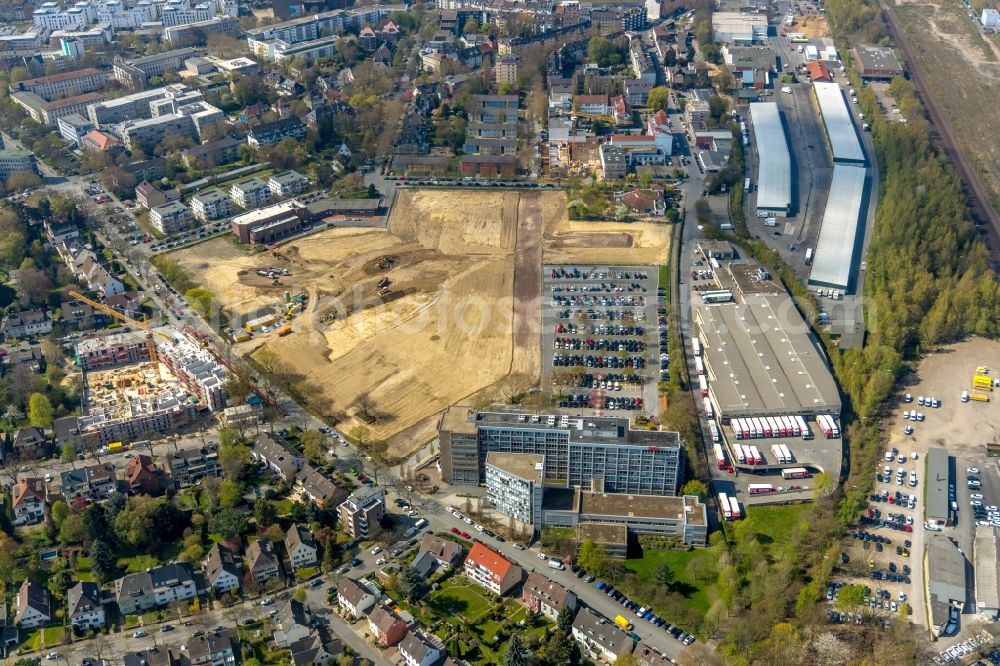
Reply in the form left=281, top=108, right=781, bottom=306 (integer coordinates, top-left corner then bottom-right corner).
left=451, top=527, right=460, bottom=534
left=460, top=531, right=471, bottom=539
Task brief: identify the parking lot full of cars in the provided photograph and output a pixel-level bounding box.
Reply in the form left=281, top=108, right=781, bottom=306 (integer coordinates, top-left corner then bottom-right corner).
left=543, top=266, right=664, bottom=416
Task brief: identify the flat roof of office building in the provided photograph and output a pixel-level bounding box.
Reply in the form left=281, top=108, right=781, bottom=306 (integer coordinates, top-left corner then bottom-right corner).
left=855, top=45, right=904, bottom=73
left=808, top=165, right=867, bottom=291
left=695, top=293, right=841, bottom=416
left=813, top=82, right=866, bottom=164
left=231, top=200, right=303, bottom=226
left=748, top=103, right=791, bottom=212
left=577, top=522, right=628, bottom=545
left=440, top=406, right=682, bottom=447
left=485, top=452, right=544, bottom=483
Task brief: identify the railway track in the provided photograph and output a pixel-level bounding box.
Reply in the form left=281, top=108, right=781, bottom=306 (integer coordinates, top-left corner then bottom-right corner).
left=879, top=2, right=1000, bottom=262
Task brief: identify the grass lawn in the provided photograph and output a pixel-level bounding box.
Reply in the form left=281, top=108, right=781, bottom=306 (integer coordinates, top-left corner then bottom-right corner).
left=142, top=610, right=163, bottom=626
left=744, top=502, right=809, bottom=543
left=626, top=503, right=811, bottom=625
left=295, top=566, right=319, bottom=579
left=429, top=580, right=491, bottom=621
left=19, top=630, right=40, bottom=650
left=479, top=619, right=503, bottom=643
left=273, top=498, right=293, bottom=516
left=625, top=549, right=712, bottom=615
left=41, top=625, right=66, bottom=646
left=124, top=616, right=140, bottom=629
left=75, top=571, right=95, bottom=583
left=508, top=605, right=529, bottom=624
left=119, top=554, right=159, bottom=573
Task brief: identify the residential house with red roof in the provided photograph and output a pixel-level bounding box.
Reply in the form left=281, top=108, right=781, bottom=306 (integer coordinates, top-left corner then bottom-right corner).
left=81, top=130, right=123, bottom=153
left=806, top=61, right=833, bottom=82
left=11, top=477, right=46, bottom=526
left=367, top=603, right=408, bottom=646
left=464, top=542, right=522, bottom=596
left=124, top=454, right=169, bottom=496
left=521, top=571, right=577, bottom=620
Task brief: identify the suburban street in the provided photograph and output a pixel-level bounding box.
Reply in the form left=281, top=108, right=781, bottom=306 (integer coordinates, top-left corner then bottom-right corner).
left=31, top=569, right=384, bottom=665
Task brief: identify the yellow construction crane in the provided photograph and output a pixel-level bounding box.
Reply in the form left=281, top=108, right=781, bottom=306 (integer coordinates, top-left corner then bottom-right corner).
left=68, top=290, right=166, bottom=383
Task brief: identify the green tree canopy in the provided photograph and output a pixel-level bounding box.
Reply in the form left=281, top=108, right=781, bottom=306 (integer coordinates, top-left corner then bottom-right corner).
left=647, top=86, right=669, bottom=111
left=681, top=479, right=709, bottom=501
left=209, top=508, right=248, bottom=539
left=218, top=479, right=244, bottom=509
left=27, top=392, right=53, bottom=428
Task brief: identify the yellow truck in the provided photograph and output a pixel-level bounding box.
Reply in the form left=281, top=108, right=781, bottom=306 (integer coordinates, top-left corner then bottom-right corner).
left=971, top=391, right=990, bottom=402
left=614, top=615, right=633, bottom=631
left=108, top=442, right=124, bottom=453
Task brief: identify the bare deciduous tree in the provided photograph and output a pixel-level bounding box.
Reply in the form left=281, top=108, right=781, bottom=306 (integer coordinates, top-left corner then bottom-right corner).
left=354, top=391, right=378, bottom=422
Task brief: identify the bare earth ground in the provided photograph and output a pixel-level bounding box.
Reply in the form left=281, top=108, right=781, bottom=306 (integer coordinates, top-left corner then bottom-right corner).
left=170, top=190, right=669, bottom=456
left=893, top=0, right=1000, bottom=203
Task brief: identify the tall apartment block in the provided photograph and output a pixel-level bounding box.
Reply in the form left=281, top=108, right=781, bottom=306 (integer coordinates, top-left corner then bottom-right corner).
left=439, top=407, right=685, bottom=496
left=337, top=486, right=386, bottom=539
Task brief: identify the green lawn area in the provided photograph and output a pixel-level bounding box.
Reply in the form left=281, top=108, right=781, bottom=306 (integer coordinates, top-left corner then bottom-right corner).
left=625, top=549, right=713, bottom=615
left=428, top=579, right=492, bottom=621
left=142, top=610, right=164, bottom=625
left=75, top=556, right=95, bottom=582
left=124, top=616, right=140, bottom=629
left=744, top=502, right=810, bottom=543
left=41, top=626, right=66, bottom=646
left=295, top=566, right=319, bottom=579
left=119, top=554, right=159, bottom=573
left=625, top=503, right=811, bottom=631
left=273, top=498, right=293, bottom=516
left=19, top=630, right=40, bottom=650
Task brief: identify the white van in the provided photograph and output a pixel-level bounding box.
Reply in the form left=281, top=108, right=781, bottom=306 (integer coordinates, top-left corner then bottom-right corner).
left=548, top=559, right=565, bottom=570
left=764, top=218, right=778, bottom=227
left=962, top=390, right=969, bottom=402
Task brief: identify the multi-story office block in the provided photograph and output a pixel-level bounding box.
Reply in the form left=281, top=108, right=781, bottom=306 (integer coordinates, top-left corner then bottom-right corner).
left=440, top=407, right=684, bottom=496
left=485, top=452, right=544, bottom=528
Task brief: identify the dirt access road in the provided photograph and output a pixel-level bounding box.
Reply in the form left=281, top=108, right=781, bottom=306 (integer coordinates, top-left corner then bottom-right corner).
left=171, top=189, right=668, bottom=457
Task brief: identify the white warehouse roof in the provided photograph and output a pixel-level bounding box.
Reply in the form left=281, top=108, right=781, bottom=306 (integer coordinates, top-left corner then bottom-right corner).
left=808, top=165, right=867, bottom=290
left=749, top=102, right=791, bottom=214
left=813, top=82, right=866, bottom=164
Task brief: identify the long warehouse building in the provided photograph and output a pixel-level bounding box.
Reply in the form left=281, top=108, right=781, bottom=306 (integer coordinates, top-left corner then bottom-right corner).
left=694, top=293, right=842, bottom=419
left=813, top=82, right=866, bottom=165
left=808, top=165, right=868, bottom=291
left=749, top=102, right=792, bottom=215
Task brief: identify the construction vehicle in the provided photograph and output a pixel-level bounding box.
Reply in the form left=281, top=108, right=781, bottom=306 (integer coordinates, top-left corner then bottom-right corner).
left=971, top=391, right=990, bottom=402
left=69, top=290, right=169, bottom=382
left=276, top=324, right=292, bottom=336
left=974, top=374, right=993, bottom=391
